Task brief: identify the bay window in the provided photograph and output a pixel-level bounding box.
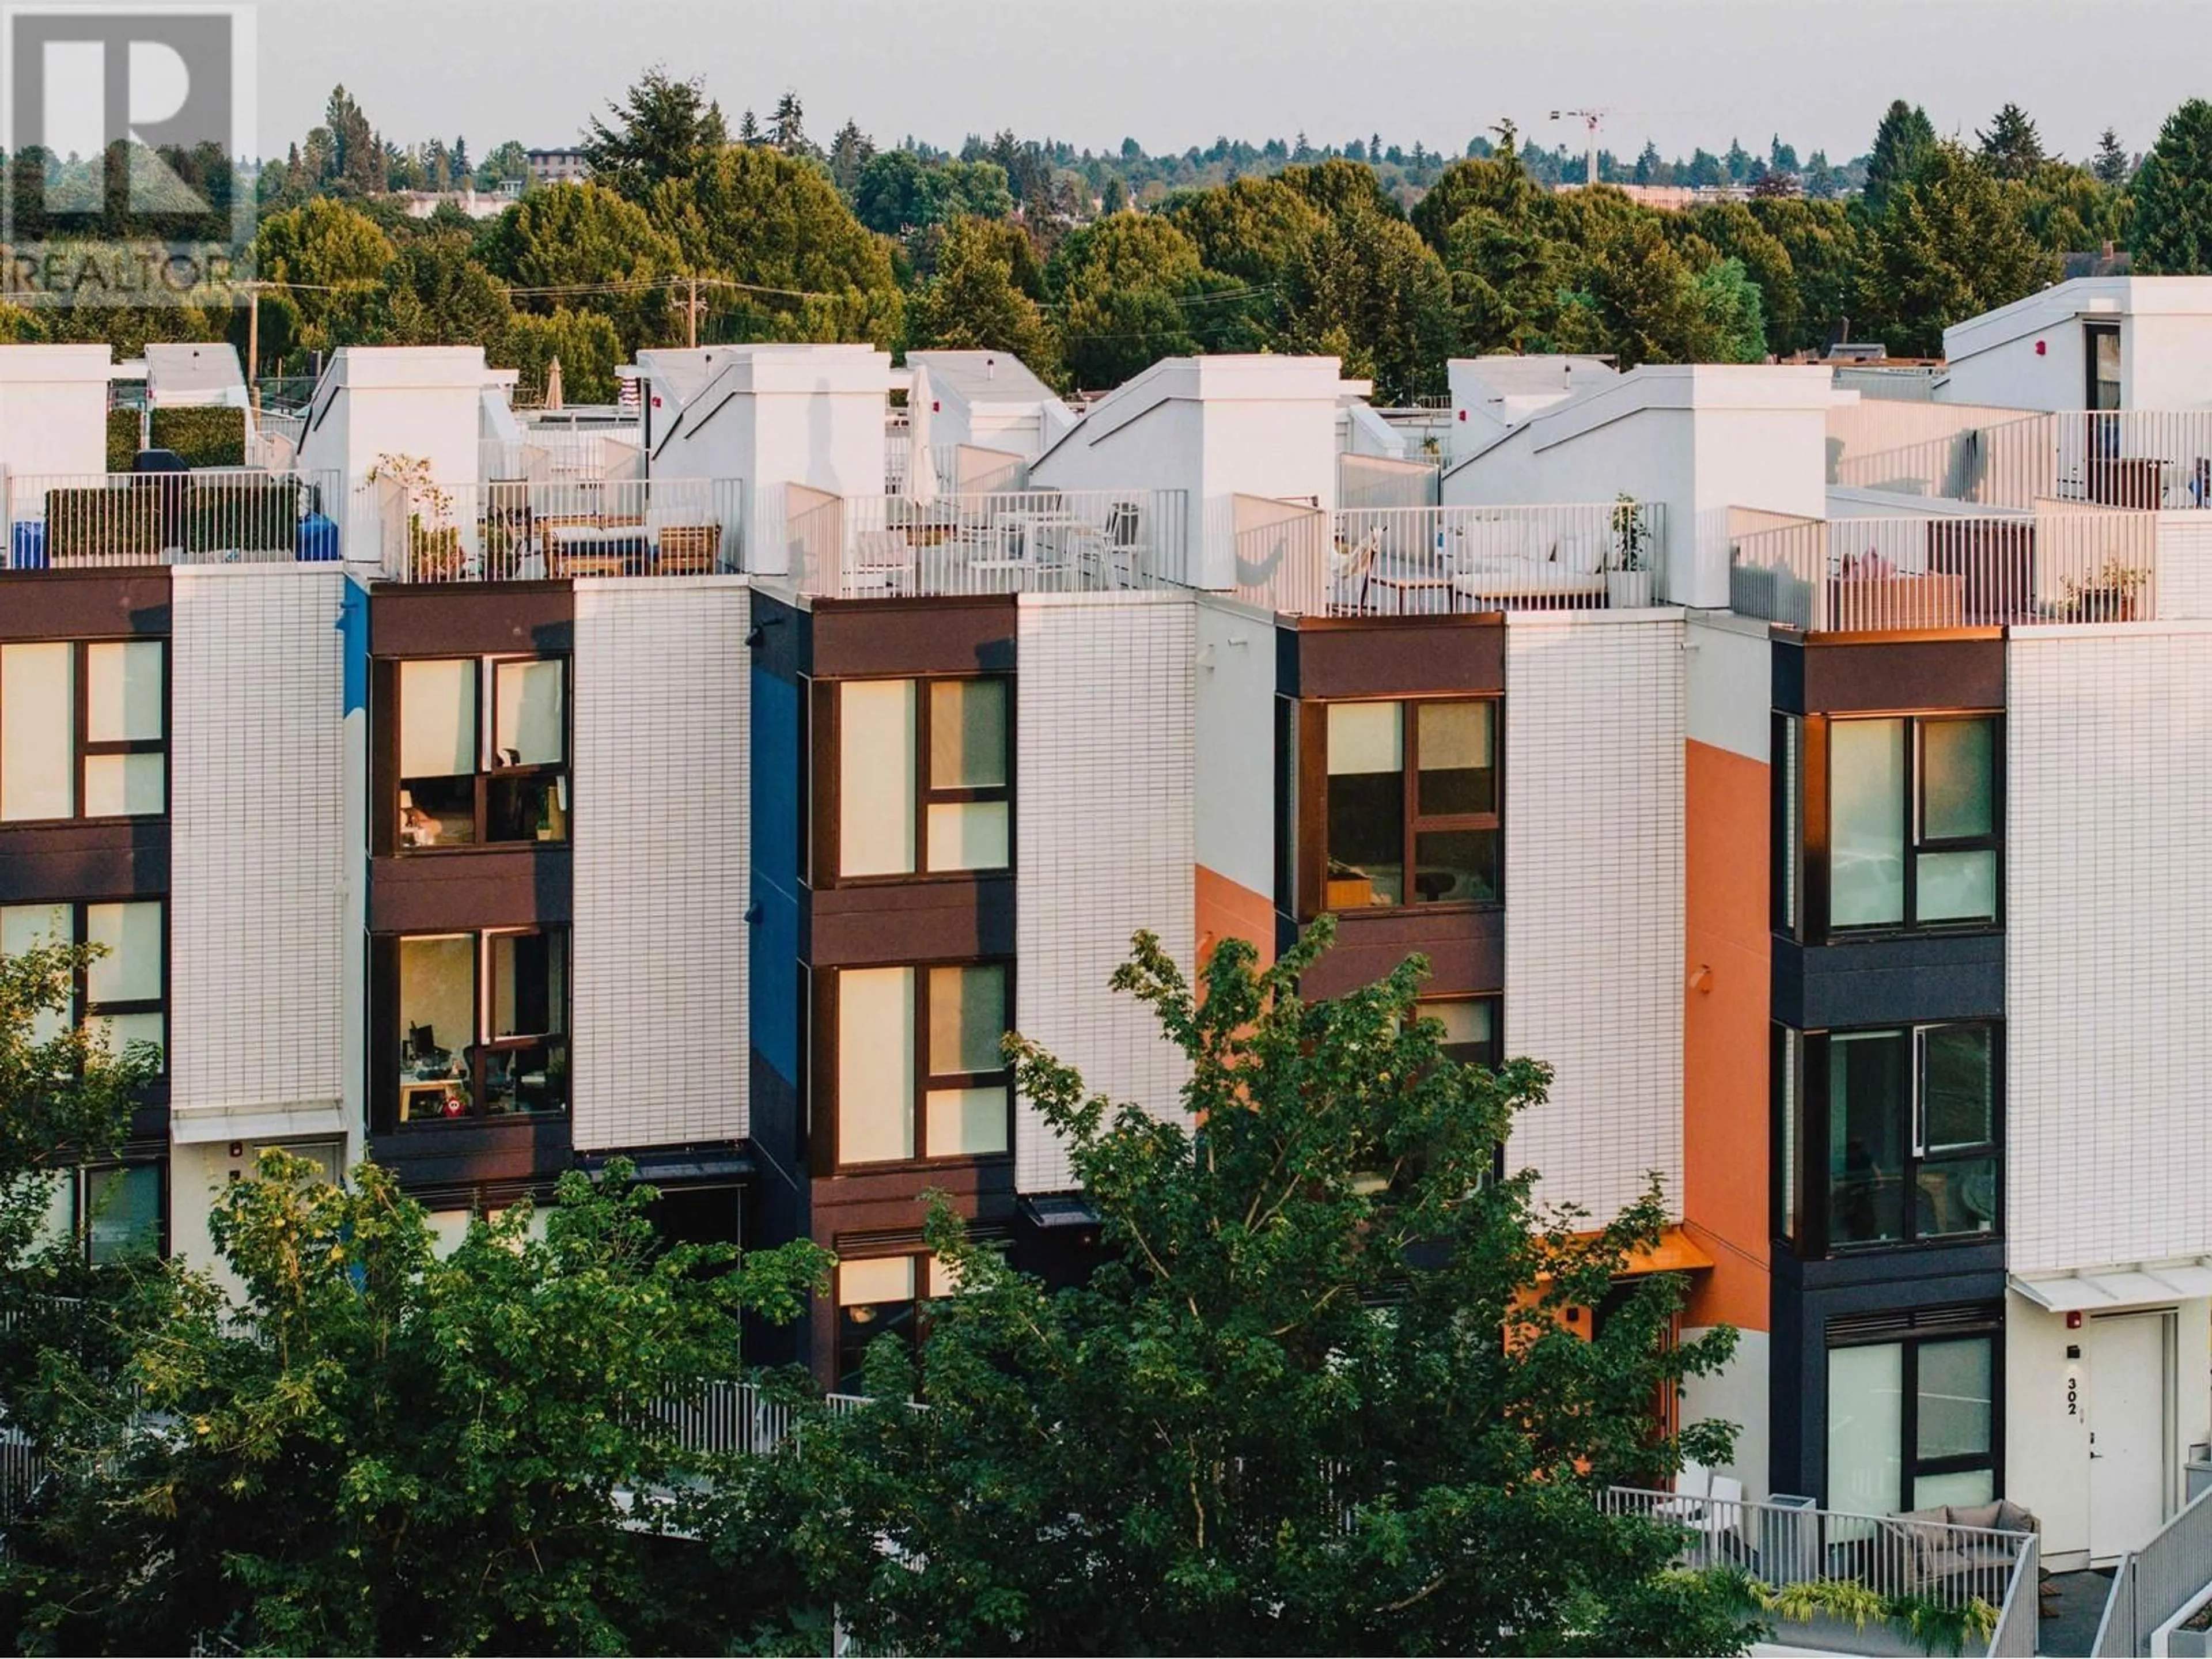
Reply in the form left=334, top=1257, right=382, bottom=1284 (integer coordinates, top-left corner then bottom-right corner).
left=0, top=639, right=166, bottom=822
left=0, top=899, right=166, bottom=1070
left=830, top=676, right=1010, bottom=880
left=1777, top=1021, right=2000, bottom=1253
left=1316, top=698, right=1499, bottom=913
left=384, top=927, right=567, bottom=1128
left=1828, top=1320, right=2000, bottom=1516
left=829, top=961, right=1012, bottom=1166
left=397, top=656, right=567, bottom=849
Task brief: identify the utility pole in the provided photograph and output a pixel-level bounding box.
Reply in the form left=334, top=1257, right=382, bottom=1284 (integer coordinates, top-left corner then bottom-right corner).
left=684, top=275, right=700, bottom=349
left=246, top=281, right=262, bottom=415
left=1551, top=108, right=1608, bottom=188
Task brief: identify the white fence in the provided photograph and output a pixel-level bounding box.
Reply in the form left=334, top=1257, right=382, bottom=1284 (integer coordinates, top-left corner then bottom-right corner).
left=481, top=428, right=645, bottom=484
left=366, top=475, right=745, bottom=582
left=2092, top=1488, right=2212, bottom=1656
left=3, top=468, right=346, bottom=569
left=786, top=488, right=1187, bottom=599
left=1602, top=1485, right=2036, bottom=1639
left=1730, top=506, right=2157, bottom=632
left=1836, top=409, right=2212, bottom=514
left=1232, top=501, right=1666, bottom=616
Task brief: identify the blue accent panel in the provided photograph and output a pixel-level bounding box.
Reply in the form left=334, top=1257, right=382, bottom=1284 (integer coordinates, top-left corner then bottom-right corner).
left=750, top=662, right=804, bottom=1082
left=336, top=581, right=369, bottom=717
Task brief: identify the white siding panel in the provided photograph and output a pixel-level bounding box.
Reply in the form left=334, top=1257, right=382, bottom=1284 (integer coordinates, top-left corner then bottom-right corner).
left=2156, top=513, right=2212, bottom=622
left=1014, top=594, right=1196, bottom=1192
left=2006, top=626, right=2212, bottom=1274
left=169, top=569, right=349, bottom=1119
left=571, top=580, right=750, bottom=1150
left=1503, top=615, right=1685, bottom=1220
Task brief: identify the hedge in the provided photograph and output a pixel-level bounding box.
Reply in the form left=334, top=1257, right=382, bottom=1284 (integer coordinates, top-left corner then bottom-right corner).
left=43, top=475, right=305, bottom=564
left=105, top=407, right=140, bottom=472
left=147, top=404, right=247, bottom=468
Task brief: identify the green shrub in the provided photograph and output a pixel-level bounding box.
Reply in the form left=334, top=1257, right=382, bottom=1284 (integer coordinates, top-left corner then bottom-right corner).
left=44, top=486, right=158, bottom=564
left=184, top=476, right=303, bottom=556
left=147, top=404, right=247, bottom=468
left=105, top=407, right=140, bottom=472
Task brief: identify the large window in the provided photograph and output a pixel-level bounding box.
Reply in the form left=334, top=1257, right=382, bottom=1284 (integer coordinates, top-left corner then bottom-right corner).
left=1827, top=715, right=1999, bottom=933
left=832, top=676, right=1010, bottom=880
left=78, top=1162, right=164, bottom=1264
left=0, top=899, right=167, bottom=1070
left=1320, top=699, right=1499, bottom=912
left=1778, top=1022, right=1999, bottom=1254
left=0, top=640, right=166, bottom=822
left=830, top=961, right=1011, bottom=1166
left=386, top=927, right=567, bottom=1128
left=835, top=1253, right=964, bottom=1396
left=1828, top=1320, right=1999, bottom=1516
left=397, top=656, right=567, bottom=849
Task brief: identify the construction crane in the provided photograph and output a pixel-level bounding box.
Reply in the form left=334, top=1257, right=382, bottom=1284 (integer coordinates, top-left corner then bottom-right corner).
left=1550, top=108, right=1608, bottom=188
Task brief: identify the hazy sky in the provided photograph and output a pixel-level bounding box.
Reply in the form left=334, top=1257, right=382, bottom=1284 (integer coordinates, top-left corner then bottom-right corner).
left=253, top=0, right=2207, bottom=166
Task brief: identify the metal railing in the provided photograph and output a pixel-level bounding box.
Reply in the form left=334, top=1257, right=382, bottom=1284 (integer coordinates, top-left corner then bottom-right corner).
left=3, top=468, right=346, bottom=569
left=652, top=1380, right=888, bottom=1459
left=1232, top=501, right=1666, bottom=616
left=1832, top=412, right=2060, bottom=509
left=365, top=476, right=745, bottom=582
left=1, top=1429, right=50, bottom=1521
left=1602, top=1486, right=2036, bottom=1638
left=480, top=429, right=645, bottom=483
left=1838, top=409, right=2212, bottom=514
left=2092, top=1487, right=2212, bottom=1656
left=1730, top=506, right=2158, bottom=632
left=787, top=488, right=1187, bottom=599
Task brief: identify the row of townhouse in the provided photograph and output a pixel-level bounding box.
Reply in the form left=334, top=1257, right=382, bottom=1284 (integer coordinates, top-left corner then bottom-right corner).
left=2, top=281, right=2210, bottom=1575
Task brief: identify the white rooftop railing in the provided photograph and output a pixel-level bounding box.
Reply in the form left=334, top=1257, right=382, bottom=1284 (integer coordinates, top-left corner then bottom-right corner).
left=2, top=468, right=346, bottom=569
left=1232, top=501, right=1666, bottom=617
left=364, top=476, right=745, bottom=582
left=787, top=488, right=1188, bottom=599
left=1837, top=409, right=2212, bottom=514
left=1729, top=505, right=2157, bottom=632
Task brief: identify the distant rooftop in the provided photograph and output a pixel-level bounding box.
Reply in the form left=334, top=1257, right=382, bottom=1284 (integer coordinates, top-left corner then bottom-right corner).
left=908, top=350, right=1062, bottom=407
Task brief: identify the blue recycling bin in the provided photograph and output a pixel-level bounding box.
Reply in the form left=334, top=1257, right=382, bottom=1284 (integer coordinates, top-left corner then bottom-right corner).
left=296, top=512, right=339, bottom=563
left=10, top=520, right=46, bottom=569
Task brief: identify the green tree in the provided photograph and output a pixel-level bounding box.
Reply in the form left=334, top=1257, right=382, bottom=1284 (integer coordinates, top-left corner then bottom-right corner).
left=1166, top=174, right=1326, bottom=285
left=579, top=66, right=729, bottom=204
left=2129, top=99, right=2212, bottom=274
left=1863, top=99, right=1937, bottom=215
left=1687, top=257, right=1768, bottom=362
left=367, top=233, right=516, bottom=347
left=907, top=217, right=1060, bottom=376
left=1047, top=214, right=1211, bottom=387
left=1280, top=209, right=1455, bottom=400
left=714, top=923, right=1751, bottom=1657
left=499, top=308, right=625, bottom=404
left=651, top=145, right=903, bottom=346
left=1747, top=196, right=1865, bottom=351
left=828, top=119, right=874, bottom=194
left=2093, top=127, right=2133, bottom=187
left=1674, top=201, right=1800, bottom=350
left=770, top=90, right=808, bottom=156
left=1977, top=103, right=2048, bottom=181
left=2019, top=160, right=2128, bottom=256
left=1, top=1155, right=827, bottom=1656
left=250, top=197, right=396, bottom=351
left=474, top=181, right=680, bottom=350
left=1858, top=141, right=2062, bottom=354
left=473, top=138, right=528, bottom=191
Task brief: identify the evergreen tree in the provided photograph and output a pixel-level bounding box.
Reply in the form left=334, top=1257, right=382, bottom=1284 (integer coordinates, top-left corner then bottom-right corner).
left=2130, top=99, right=2212, bottom=272
left=1863, top=99, right=1937, bottom=214
left=579, top=66, right=728, bottom=202
left=828, top=119, right=874, bottom=194
left=1634, top=140, right=1661, bottom=185
left=1769, top=134, right=1800, bottom=173
left=1723, top=137, right=1752, bottom=183
left=2093, top=126, right=2133, bottom=187
left=737, top=108, right=760, bottom=146
left=1858, top=140, right=2061, bottom=353
left=770, top=90, right=807, bottom=155
left=1977, top=103, right=2047, bottom=181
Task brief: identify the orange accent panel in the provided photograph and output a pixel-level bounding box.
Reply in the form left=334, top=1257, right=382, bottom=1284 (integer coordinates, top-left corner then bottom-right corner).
left=1683, top=739, right=1772, bottom=1334
left=1195, top=864, right=1275, bottom=975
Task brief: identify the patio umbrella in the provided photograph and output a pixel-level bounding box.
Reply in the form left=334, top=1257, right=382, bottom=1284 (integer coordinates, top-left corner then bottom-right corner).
left=544, top=355, right=564, bottom=412
left=908, top=362, right=939, bottom=504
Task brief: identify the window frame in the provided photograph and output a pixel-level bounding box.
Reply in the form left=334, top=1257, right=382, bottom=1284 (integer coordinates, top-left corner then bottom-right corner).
left=817, top=957, right=1016, bottom=1171
left=816, top=673, right=1015, bottom=886
left=1800, top=711, right=2003, bottom=942
left=76, top=1157, right=168, bottom=1264
left=393, top=653, right=570, bottom=853
left=1781, top=1020, right=2003, bottom=1257
left=378, top=925, right=570, bottom=1132
left=1296, top=694, right=1503, bottom=919
left=0, top=637, right=169, bottom=824
left=0, top=896, right=169, bottom=1077
left=1825, top=1314, right=2004, bottom=1513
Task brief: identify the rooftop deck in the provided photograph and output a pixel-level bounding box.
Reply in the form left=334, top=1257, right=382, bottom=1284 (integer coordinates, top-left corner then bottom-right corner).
left=364, top=476, right=746, bottom=582
left=2, top=468, right=347, bottom=569
left=1834, top=409, right=2212, bottom=514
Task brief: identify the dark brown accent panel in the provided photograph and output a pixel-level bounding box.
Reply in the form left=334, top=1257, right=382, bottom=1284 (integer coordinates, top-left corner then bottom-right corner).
left=812, top=1160, right=1017, bottom=1239
left=0, top=820, right=167, bottom=903
left=1786, top=635, right=2005, bottom=715
left=810, top=595, right=1016, bottom=679
left=809, top=874, right=1014, bottom=967
left=371, top=584, right=573, bottom=657
left=369, top=847, right=572, bottom=933
left=1287, top=615, right=1505, bottom=699
left=0, top=572, right=170, bottom=641
left=749, top=590, right=810, bottom=683
left=1297, top=906, right=1506, bottom=1000
left=369, top=1115, right=573, bottom=1192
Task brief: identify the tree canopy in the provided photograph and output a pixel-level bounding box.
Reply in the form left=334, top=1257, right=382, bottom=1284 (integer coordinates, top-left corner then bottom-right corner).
left=709, top=923, right=1753, bottom=1657
left=578, top=66, right=729, bottom=203
left=2130, top=99, right=2212, bottom=273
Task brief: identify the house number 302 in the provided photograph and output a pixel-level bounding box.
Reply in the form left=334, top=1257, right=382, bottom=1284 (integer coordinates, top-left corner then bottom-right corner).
left=2067, top=1376, right=2080, bottom=1416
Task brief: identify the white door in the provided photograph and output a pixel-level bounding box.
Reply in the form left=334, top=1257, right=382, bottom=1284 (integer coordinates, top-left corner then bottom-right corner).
left=2088, top=1313, right=2169, bottom=1558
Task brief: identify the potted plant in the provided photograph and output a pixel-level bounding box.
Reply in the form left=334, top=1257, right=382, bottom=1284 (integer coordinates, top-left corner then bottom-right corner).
left=2062, top=554, right=2149, bottom=622
left=1607, top=492, right=1655, bottom=608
